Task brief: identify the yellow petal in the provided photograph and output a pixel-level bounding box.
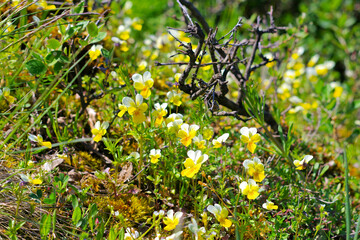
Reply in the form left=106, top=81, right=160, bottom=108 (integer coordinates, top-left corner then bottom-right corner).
left=42, top=141, right=52, bottom=149
left=93, top=134, right=102, bottom=142
left=31, top=179, right=43, bottom=185
left=250, top=134, right=261, bottom=143
left=220, top=219, right=232, bottom=228
left=240, top=135, right=249, bottom=143
left=247, top=142, right=256, bottom=153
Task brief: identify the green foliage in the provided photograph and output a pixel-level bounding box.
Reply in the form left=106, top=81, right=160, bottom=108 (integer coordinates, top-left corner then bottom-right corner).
left=0, top=0, right=359, bottom=239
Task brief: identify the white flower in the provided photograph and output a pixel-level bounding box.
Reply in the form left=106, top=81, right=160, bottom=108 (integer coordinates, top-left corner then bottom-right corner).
left=188, top=218, right=205, bottom=240
left=293, top=155, right=313, bottom=170
left=124, top=227, right=139, bottom=240
left=212, top=133, right=229, bottom=148
left=149, top=149, right=161, bottom=163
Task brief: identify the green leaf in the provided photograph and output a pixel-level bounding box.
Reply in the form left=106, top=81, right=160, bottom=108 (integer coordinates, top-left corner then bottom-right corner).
left=43, top=192, right=56, bottom=204
left=40, top=214, right=52, bottom=238
left=54, top=61, right=65, bottom=73
left=319, top=165, right=329, bottom=177
left=73, top=2, right=84, bottom=14
left=79, top=39, right=89, bottom=46
left=101, top=48, right=110, bottom=59
left=72, top=206, right=82, bottom=225
left=89, top=32, right=107, bottom=44
left=47, top=39, right=61, bottom=49
left=89, top=203, right=98, bottom=219
left=25, top=59, right=47, bottom=75
left=87, top=22, right=98, bottom=37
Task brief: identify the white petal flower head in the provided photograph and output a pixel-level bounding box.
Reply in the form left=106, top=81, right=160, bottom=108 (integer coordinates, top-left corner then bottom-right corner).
left=167, top=209, right=183, bottom=220
left=207, top=204, right=222, bottom=216
left=124, top=228, right=139, bottom=240
left=167, top=119, right=183, bottom=134
left=293, top=155, right=313, bottom=170
left=130, top=152, right=140, bottom=159
left=181, top=123, right=200, bottom=134
left=240, top=127, right=257, bottom=138
left=187, top=150, right=208, bottom=164
left=166, top=113, right=183, bottom=125
left=212, top=133, right=229, bottom=148
left=133, top=71, right=154, bottom=98
left=188, top=218, right=205, bottom=239
left=154, top=102, right=168, bottom=111
left=166, top=231, right=183, bottom=240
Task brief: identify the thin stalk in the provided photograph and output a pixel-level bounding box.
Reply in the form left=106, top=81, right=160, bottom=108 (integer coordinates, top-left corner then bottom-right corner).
left=344, top=149, right=351, bottom=240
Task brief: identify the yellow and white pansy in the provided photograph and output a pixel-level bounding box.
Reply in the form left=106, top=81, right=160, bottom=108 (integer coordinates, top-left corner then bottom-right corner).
left=207, top=204, right=232, bottom=228
left=243, top=157, right=265, bottom=182
left=149, top=149, right=161, bottom=164
left=262, top=200, right=278, bottom=210
left=152, top=103, right=168, bottom=126
left=163, top=210, right=183, bottom=231
left=240, top=179, right=260, bottom=200
left=122, top=94, right=148, bottom=124
left=28, top=134, right=52, bottom=148
left=212, top=133, right=229, bottom=148
left=178, top=123, right=199, bottom=147
left=167, top=90, right=182, bottom=106
left=240, top=127, right=261, bottom=153
left=293, top=155, right=313, bottom=170
left=89, top=45, right=102, bottom=61
left=132, top=71, right=154, bottom=99
left=91, top=121, right=109, bottom=142
left=181, top=150, right=208, bottom=178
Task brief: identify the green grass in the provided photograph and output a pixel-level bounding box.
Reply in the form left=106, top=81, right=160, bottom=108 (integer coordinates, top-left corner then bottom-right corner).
left=0, top=0, right=359, bottom=239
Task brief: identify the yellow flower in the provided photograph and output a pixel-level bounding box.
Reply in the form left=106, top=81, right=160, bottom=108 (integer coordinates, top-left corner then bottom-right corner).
left=240, top=127, right=261, bottom=153
left=333, top=86, right=343, bottom=98
left=203, top=127, right=214, bottom=140
left=207, top=204, right=232, bottom=228
left=330, top=82, right=343, bottom=98
left=131, top=18, right=143, bottom=31
left=91, top=121, right=109, bottom=142
left=193, top=135, right=206, bottom=150
left=243, top=157, right=265, bottom=182
left=38, top=0, right=56, bottom=10
left=291, top=47, right=304, bottom=60
left=122, top=94, right=148, bottom=124
left=111, top=71, right=126, bottom=85
left=315, top=61, right=334, bottom=76
left=181, top=150, right=208, bottom=178
left=118, top=103, right=127, bottom=117
left=178, top=124, right=199, bottom=147
left=152, top=103, right=168, bottom=127
left=124, top=228, right=139, bottom=240
left=133, top=71, right=154, bottom=99
left=28, top=176, right=43, bottom=185
left=138, top=60, right=147, bottom=72
left=117, top=24, right=131, bottom=40
left=201, top=54, right=212, bottom=70
left=307, top=54, right=319, bottom=67
left=212, top=133, right=229, bottom=148
left=28, top=134, right=52, bottom=149
left=174, top=73, right=182, bottom=83
left=0, top=87, right=15, bottom=104
left=188, top=218, right=206, bottom=239
left=149, top=149, right=161, bottom=164
left=167, top=90, right=182, bottom=106
left=293, top=155, right=313, bottom=170
left=89, top=45, right=102, bottom=61
left=264, top=53, right=276, bottom=68
left=163, top=210, right=183, bottom=231
left=262, top=200, right=278, bottom=210
left=240, top=179, right=260, bottom=200
left=165, top=113, right=183, bottom=125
